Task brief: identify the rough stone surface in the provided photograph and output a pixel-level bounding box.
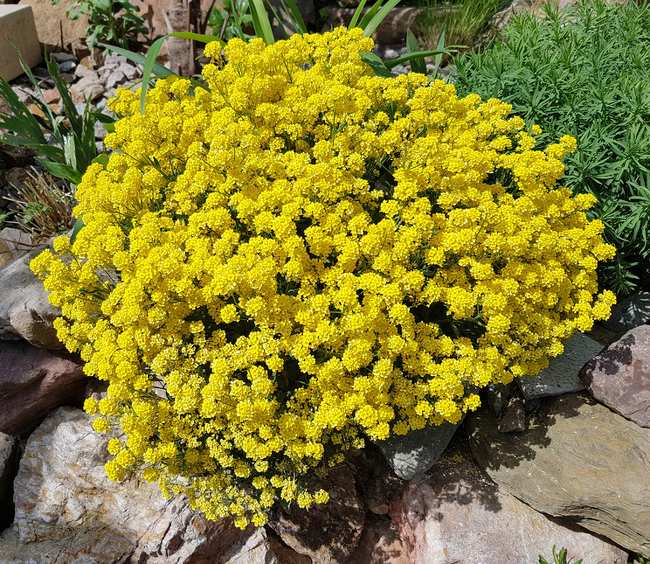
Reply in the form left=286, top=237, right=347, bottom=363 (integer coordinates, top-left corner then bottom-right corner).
left=498, top=396, right=527, bottom=433
left=18, top=0, right=88, bottom=48
left=604, top=291, right=650, bottom=333
left=0, top=5, right=41, bottom=81
left=0, top=341, right=84, bottom=434
left=350, top=516, right=410, bottom=564
left=0, top=228, right=32, bottom=269
left=582, top=325, right=650, bottom=427
left=0, top=432, right=18, bottom=529
left=270, top=464, right=365, bottom=563
left=0, top=407, right=253, bottom=562
left=469, top=395, right=650, bottom=556
left=70, top=74, right=104, bottom=103
left=519, top=333, right=602, bottom=399
left=389, top=448, right=627, bottom=564
left=0, top=248, right=61, bottom=349
left=377, top=420, right=460, bottom=480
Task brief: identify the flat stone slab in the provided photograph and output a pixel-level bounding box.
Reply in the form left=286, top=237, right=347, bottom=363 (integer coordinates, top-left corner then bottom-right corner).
left=519, top=333, right=603, bottom=400
left=376, top=420, right=460, bottom=480
left=0, top=5, right=41, bottom=81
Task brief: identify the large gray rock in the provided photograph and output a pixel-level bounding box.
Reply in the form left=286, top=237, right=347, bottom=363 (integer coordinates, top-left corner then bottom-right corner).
left=270, top=464, right=365, bottom=563
left=469, top=395, right=650, bottom=556
left=0, top=341, right=85, bottom=434
left=0, top=248, right=61, bottom=349
left=0, top=407, right=254, bottom=563
left=604, top=291, right=650, bottom=333
left=0, top=228, right=32, bottom=269
left=376, top=421, right=461, bottom=480
left=0, top=432, right=18, bottom=529
left=582, top=325, right=650, bottom=428
left=388, top=448, right=627, bottom=564
left=518, top=333, right=602, bottom=400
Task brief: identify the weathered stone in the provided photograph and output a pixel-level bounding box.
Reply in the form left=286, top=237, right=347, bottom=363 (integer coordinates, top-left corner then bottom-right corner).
left=498, top=396, right=527, bottom=433
left=50, top=52, right=76, bottom=63
left=389, top=448, right=627, bottom=564
left=0, top=341, right=84, bottom=434
left=0, top=432, right=18, bottom=529
left=582, top=325, right=650, bottom=427
left=519, top=333, right=602, bottom=399
left=18, top=0, right=88, bottom=48
left=221, top=528, right=310, bottom=564
left=469, top=395, right=650, bottom=556
left=0, top=248, right=61, bottom=349
left=0, top=5, right=41, bottom=81
left=376, top=420, right=460, bottom=480
left=0, top=407, right=252, bottom=562
left=0, top=228, right=32, bottom=269
left=350, top=516, right=409, bottom=564
left=604, top=291, right=650, bottom=333
left=70, top=74, right=104, bottom=104
left=483, top=383, right=513, bottom=417
left=41, top=87, right=60, bottom=105
left=104, top=67, right=126, bottom=89
left=270, top=464, right=365, bottom=563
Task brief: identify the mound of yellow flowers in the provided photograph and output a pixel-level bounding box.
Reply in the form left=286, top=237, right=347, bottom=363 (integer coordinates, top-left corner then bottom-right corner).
left=31, top=27, right=615, bottom=527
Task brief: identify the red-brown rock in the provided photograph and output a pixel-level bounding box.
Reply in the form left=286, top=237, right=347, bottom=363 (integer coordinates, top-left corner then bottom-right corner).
left=0, top=341, right=85, bottom=434
left=582, top=325, right=650, bottom=427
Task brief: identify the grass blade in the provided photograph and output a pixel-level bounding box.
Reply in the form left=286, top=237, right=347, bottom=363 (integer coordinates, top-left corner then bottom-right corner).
left=406, top=29, right=426, bottom=74
left=140, top=36, right=167, bottom=113
left=99, top=42, right=174, bottom=78
left=281, top=0, right=307, bottom=34
left=169, top=31, right=222, bottom=44
left=249, top=0, right=275, bottom=44
left=349, top=0, right=367, bottom=29
left=384, top=49, right=448, bottom=68
left=363, top=0, right=402, bottom=37
left=358, top=0, right=384, bottom=30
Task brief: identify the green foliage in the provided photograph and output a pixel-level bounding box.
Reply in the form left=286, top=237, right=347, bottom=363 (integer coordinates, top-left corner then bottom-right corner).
left=454, top=0, right=650, bottom=294
left=52, top=0, right=147, bottom=48
left=208, top=0, right=255, bottom=41
left=539, top=546, right=582, bottom=564
left=0, top=54, right=112, bottom=185
left=418, top=0, right=506, bottom=49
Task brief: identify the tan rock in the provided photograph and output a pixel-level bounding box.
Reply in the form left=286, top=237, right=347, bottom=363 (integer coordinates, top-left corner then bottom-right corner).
left=19, top=0, right=88, bottom=49
left=0, top=5, right=41, bottom=81
left=0, top=228, right=32, bottom=269
left=0, top=407, right=253, bottom=563
left=469, top=395, right=650, bottom=556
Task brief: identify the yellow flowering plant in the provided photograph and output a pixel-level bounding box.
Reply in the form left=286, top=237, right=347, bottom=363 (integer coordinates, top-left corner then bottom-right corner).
left=32, top=27, right=615, bottom=528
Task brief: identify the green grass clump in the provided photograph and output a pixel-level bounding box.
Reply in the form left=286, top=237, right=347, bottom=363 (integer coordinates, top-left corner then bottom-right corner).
left=455, top=0, right=650, bottom=295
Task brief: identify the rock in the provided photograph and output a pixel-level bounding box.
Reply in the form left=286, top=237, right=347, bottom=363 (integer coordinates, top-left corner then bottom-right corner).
left=104, top=67, right=126, bottom=89
left=18, top=0, right=88, bottom=49
left=497, top=396, right=527, bottom=433
left=0, top=228, right=32, bottom=269
left=41, top=87, right=60, bottom=105
left=376, top=420, right=461, bottom=480
left=0, top=248, right=61, bottom=349
left=483, top=383, right=513, bottom=417
left=73, top=62, right=95, bottom=79
left=604, top=291, right=650, bottom=333
left=389, top=448, right=627, bottom=564
left=0, top=5, right=41, bottom=82
left=0, top=407, right=253, bottom=562
left=222, top=528, right=310, bottom=564
left=70, top=74, right=104, bottom=104
left=582, top=325, right=650, bottom=428
left=350, top=516, right=409, bottom=564
left=119, top=61, right=139, bottom=80
left=50, top=52, right=76, bottom=63
left=270, top=464, right=365, bottom=563
left=0, top=341, right=84, bottom=434
left=0, top=432, right=18, bottom=529
left=469, top=395, right=650, bottom=556
left=518, top=332, right=602, bottom=400
left=57, top=59, right=75, bottom=73
left=354, top=448, right=404, bottom=516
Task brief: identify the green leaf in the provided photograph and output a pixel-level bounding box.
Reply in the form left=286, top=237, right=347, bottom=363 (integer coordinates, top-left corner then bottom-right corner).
left=249, top=0, right=275, bottom=44
left=384, top=49, right=448, bottom=68
left=169, top=31, right=222, bottom=44
left=140, top=36, right=167, bottom=113
left=406, top=29, right=426, bottom=74
left=70, top=217, right=85, bottom=242
left=363, top=0, right=402, bottom=37
left=99, top=42, right=174, bottom=78
left=361, top=52, right=392, bottom=77
left=40, top=160, right=83, bottom=184
left=358, top=0, right=383, bottom=30
left=348, top=0, right=367, bottom=30
left=45, top=55, right=82, bottom=134
left=92, top=153, right=110, bottom=165
left=281, top=0, right=307, bottom=34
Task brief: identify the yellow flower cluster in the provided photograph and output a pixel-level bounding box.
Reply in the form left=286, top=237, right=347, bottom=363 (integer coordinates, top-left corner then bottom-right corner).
left=31, top=27, right=615, bottom=527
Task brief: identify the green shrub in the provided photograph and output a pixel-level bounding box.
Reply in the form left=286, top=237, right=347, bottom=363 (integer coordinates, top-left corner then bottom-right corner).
left=454, top=0, right=650, bottom=295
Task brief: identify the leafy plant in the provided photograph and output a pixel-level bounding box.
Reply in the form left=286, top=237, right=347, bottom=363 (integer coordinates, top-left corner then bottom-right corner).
left=539, top=546, right=583, bottom=564
left=0, top=55, right=113, bottom=185
left=52, top=0, right=147, bottom=48
left=455, top=0, right=650, bottom=294
left=207, top=0, right=255, bottom=41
